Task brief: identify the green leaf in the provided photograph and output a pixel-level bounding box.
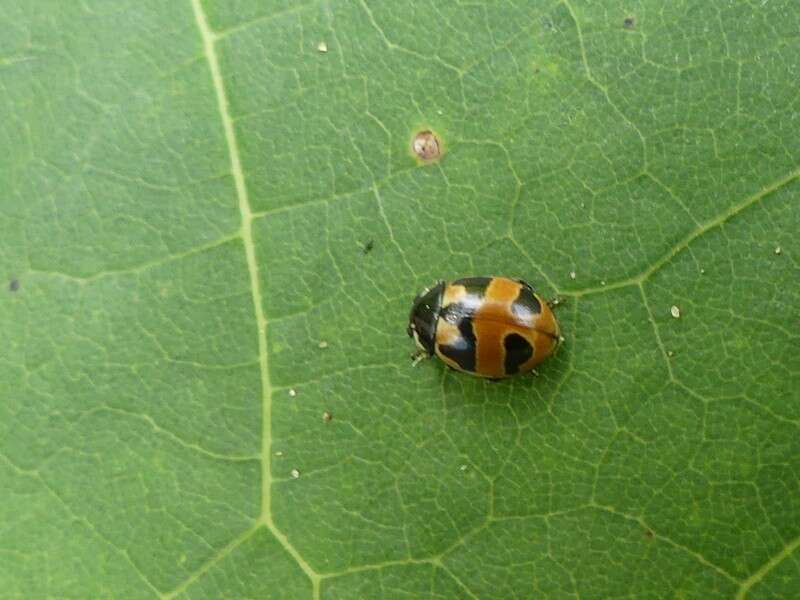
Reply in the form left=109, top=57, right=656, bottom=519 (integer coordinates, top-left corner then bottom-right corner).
left=1, top=1, right=798, bottom=598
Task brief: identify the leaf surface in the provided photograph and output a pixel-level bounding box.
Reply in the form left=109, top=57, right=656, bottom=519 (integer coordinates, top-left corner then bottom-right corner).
left=1, top=1, right=798, bottom=598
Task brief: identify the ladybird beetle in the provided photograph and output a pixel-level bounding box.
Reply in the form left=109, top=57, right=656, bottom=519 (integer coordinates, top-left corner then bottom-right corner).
left=407, top=276, right=560, bottom=378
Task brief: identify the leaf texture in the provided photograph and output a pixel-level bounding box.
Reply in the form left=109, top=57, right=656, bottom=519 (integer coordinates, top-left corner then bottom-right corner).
left=1, top=1, right=798, bottom=598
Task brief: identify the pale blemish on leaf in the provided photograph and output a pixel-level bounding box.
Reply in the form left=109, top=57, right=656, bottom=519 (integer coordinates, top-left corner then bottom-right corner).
left=411, top=130, right=441, bottom=161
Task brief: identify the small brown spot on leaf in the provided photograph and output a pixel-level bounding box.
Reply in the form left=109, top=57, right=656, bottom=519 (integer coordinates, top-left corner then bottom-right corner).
left=412, top=130, right=441, bottom=161
left=9, top=279, right=19, bottom=292
left=644, top=529, right=654, bottom=539
left=624, top=16, right=636, bottom=29
left=322, top=411, right=333, bottom=422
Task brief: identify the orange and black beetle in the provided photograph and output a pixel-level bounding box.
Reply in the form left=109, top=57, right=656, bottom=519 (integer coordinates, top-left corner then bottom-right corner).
left=407, top=276, right=560, bottom=378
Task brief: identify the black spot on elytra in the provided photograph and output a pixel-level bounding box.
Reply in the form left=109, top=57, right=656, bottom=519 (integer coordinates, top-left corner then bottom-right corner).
left=9, top=279, right=19, bottom=292
left=503, top=333, right=533, bottom=375
left=452, top=277, right=492, bottom=297
left=512, top=285, right=542, bottom=322
left=438, top=316, right=476, bottom=372
left=623, top=16, right=636, bottom=29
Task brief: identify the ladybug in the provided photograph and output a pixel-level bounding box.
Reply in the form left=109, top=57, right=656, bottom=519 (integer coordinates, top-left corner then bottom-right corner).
left=407, top=276, right=561, bottom=378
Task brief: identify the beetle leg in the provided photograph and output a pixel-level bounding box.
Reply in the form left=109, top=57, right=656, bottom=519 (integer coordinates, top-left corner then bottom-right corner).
left=410, top=350, right=428, bottom=367
left=547, top=296, right=564, bottom=309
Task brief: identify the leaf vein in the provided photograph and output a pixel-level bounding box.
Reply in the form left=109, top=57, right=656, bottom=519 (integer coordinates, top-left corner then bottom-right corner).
left=189, top=1, right=320, bottom=596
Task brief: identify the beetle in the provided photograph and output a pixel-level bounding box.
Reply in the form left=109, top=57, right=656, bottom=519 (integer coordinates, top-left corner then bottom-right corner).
left=407, top=276, right=561, bottom=378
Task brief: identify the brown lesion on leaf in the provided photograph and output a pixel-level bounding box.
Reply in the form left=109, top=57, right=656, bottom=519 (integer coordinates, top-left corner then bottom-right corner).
left=623, top=16, right=636, bottom=29
left=411, top=129, right=442, bottom=162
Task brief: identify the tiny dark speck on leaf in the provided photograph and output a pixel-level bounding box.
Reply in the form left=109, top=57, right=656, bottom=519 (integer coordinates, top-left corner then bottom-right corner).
left=9, top=279, right=19, bottom=292
left=362, top=240, right=374, bottom=255
left=644, top=529, right=654, bottom=539
left=623, top=16, right=636, bottom=29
